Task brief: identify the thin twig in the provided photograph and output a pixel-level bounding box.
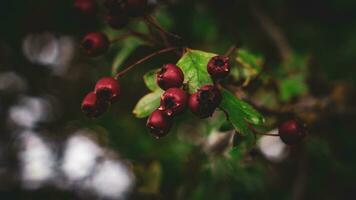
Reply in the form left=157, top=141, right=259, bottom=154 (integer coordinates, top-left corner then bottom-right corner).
left=114, top=47, right=182, bottom=79
left=110, top=30, right=153, bottom=45
left=250, top=1, right=293, bottom=61
left=144, top=15, right=182, bottom=40
left=248, top=124, right=279, bottom=137
left=219, top=106, right=230, bottom=121
left=224, top=45, right=237, bottom=57
left=109, top=33, right=132, bottom=43
left=127, top=29, right=155, bottom=44
left=143, top=20, right=160, bottom=44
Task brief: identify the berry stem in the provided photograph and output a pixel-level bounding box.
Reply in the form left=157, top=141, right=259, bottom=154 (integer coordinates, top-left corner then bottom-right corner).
left=248, top=124, right=279, bottom=137
left=114, top=47, right=182, bottom=79
left=143, top=19, right=170, bottom=47
left=219, top=106, right=230, bottom=121
left=128, top=29, right=155, bottom=44
left=254, top=132, right=279, bottom=137
left=224, top=45, right=237, bottom=57
left=110, top=30, right=154, bottom=44
left=144, top=15, right=182, bottom=40
left=109, top=33, right=132, bottom=43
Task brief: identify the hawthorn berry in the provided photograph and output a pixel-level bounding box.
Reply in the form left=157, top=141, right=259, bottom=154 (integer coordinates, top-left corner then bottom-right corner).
left=94, top=77, right=121, bottom=103
left=156, top=64, right=184, bottom=90
left=188, top=85, right=222, bottom=118
left=74, top=0, right=97, bottom=16
left=81, top=32, right=110, bottom=57
left=207, top=55, right=231, bottom=79
left=81, top=91, right=109, bottom=118
left=278, top=119, right=307, bottom=145
left=147, top=109, right=173, bottom=138
left=158, top=88, right=188, bottom=117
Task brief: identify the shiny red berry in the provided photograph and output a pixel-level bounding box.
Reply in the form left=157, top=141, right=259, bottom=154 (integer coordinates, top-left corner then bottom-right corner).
left=126, top=0, right=148, bottom=17
left=158, top=88, right=188, bottom=117
left=81, top=32, right=109, bottom=57
left=81, top=92, right=109, bottom=118
left=74, top=0, right=97, bottom=16
left=156, top=64, right=184, bottom=90
left=188, top=85, right=222, bottom=118
left=278, top=119, right=307, bottom=145
left=147, top=109, right=173, bottom=139
left=94, top=77, right=121, bottom=103
left=207, top=55, right=231, bottom=79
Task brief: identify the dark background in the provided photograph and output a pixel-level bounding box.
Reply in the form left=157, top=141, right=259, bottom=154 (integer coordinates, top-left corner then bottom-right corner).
left=0, top=0, right=355, bottom=199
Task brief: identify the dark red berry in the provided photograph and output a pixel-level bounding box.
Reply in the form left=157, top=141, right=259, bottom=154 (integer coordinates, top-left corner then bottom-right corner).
left=126, top=0, right=148, bottom=17
left=207, top=55, right=231, bottom=79
left=74, top=0, right=97, bottom=16
left=278, top=119, right=307, bottom=145
left=188, top=85, right=222, bottom=118
left=106, top=13, right=129, bottom=29
left=81, top=32, right=109, bottom=57
left=94, top=77, right=121, bottom=103
left=147, top=109, right=173, bottom=139
left=158, top=88, right=188, bottom=117
left=157, top=64, right=184, bottom=90
left=81, top=92, right=109, bottom=118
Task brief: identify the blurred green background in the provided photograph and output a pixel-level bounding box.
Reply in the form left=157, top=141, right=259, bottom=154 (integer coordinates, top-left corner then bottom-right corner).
left=0, top=0, right=355, bottom=199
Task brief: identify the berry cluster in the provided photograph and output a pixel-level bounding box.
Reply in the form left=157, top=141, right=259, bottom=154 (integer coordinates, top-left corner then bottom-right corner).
left=146, top=55, right=231, bottom=138
left=75, top=0, right=149, bottom=57
left=81, top=77, right=121, bottom=118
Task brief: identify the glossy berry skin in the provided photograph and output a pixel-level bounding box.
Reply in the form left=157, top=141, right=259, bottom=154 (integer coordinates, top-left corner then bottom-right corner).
left=74, top=0, right=97, bottom=16
left=147, top=109, right=173, bottom=139
left=157, top=64, right=184, bottom=90
left=81, top=32, right=109, bottom=57
left=94, top=77, right=121, bottom=103
left=126, top=0, right=148, bottom=17
left=188, top=85, right=222, bottom=118
left=81, top=92, right=109, bottom=118
left=278, top=119, right=307, bottom=145
left=207, top=55, right=231, bottom=79
left=158, top=88, right=188, bottom=117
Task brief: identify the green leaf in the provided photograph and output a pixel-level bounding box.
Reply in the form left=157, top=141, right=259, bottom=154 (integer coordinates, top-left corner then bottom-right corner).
left=279, top=74, right=308, bottom=102
left=133, top=90, right=163, bottom=118
left=234, top=49, right=264, bottom=86
left=143, top=69, right=159, bottom=91
left=220, top=89, right=265, bottom=135
left=236, top=49, right=263, bottom=71
left=111, top=37, right=143, bottom=76
left=176, top=49, right=216, bottom=93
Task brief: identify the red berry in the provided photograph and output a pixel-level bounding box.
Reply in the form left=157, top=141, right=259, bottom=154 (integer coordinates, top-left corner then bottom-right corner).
left=106, top=12, right=129, bottom=29
left=94, top=77, right=121, bottom=103
left=158, top=88, right=188, bottom=117
left=278, top=119, right=307, bottom=145
left=207, top=55, right=231, bottom=79
left=126, top=0, right=148, bottom=17
left=81, top=92, right=109, bottom=118
left=81, top=32, right=109, bottom=57
left=156, top=64, right=184, bottom=90
left=74, top=0, right=97, bottom=16
left=147, top=109, right=173, bottom=139
left=188, top=85, right=222, bottom=118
